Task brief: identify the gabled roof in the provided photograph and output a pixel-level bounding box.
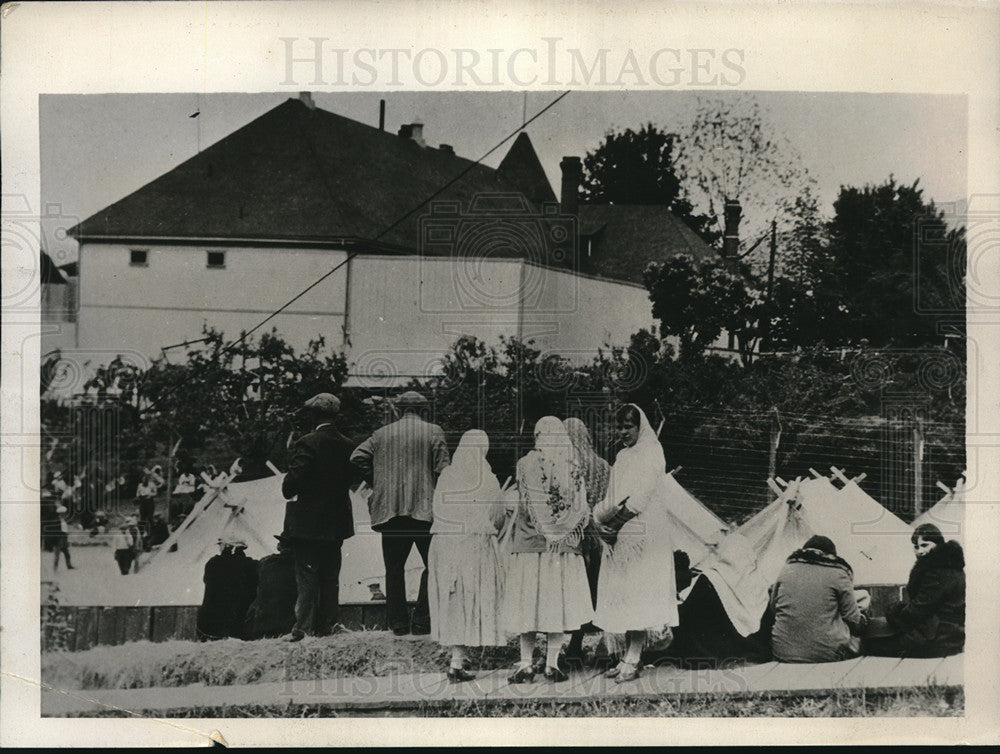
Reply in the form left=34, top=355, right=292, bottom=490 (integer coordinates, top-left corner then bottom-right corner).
left=68, top=98, right=554, bottom=254
left=496, top=132, right=557, bottom=205
left=577, top=204, right=717, bottom=285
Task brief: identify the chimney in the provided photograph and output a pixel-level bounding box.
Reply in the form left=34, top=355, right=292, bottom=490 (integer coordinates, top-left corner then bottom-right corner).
left=379, top=99, right=386, bottom=131
left=438, top=144, right=454, bottom=155
left=722, top=198, right=742, bottom=259
left=299, top=91, right=316, bottom=110
left=397, top=122, right=426, bottom=147
left=560, top=156, right=582, bottom=215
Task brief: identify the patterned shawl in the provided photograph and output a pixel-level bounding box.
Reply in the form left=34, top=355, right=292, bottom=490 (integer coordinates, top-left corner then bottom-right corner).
left=563, top=417, right=610, bottom=510
left=517, top=416, right=590, bottom=550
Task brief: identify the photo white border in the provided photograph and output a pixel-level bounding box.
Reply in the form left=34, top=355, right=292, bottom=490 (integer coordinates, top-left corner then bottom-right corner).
left=2, top=0, right=999, bottom=746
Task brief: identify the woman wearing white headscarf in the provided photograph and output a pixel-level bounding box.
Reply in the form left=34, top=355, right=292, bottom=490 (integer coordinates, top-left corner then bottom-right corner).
left=502, top=417, right=593, bottom=683
left=428, top=430, right=506, bottom=683
left=594, top=403, right=678, bottom=683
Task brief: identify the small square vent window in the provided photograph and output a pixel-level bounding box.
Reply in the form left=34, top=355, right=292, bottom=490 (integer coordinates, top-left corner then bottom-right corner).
left=130, top=249, right=148, bottom=266
left=206, top=251, right=226, bottom=269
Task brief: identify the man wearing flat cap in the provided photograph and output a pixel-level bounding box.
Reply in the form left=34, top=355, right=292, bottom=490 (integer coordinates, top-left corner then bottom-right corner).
left=351, top=390, right=450, bottom=635
left=281, top=393, right=357, bottom=640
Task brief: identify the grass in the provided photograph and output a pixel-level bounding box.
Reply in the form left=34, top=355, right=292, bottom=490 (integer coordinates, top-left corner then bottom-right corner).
left=44, top=631, right=964, bottom=719
left=43, top=630, right=523, bottom=691
left=69, top=686, right=963, bottom=718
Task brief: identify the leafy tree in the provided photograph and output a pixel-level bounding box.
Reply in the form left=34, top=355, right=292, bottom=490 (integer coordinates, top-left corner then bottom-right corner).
left=799, top=178, right=965, bottom=347
left=580, top=123, right=719, bottom=246
left=677, top=95, right=819, bottom=271
left=42, top=327, right=351, bottom=488
left=643, top=254, right=763, bottom=364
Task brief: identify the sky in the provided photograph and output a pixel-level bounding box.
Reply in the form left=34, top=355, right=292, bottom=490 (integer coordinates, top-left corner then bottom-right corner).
left=40, top=90, right=967, bottom=266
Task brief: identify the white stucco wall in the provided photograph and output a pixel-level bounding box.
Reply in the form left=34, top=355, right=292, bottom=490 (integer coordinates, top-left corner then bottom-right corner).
left=75, top=244, right=668, bottom=385
left=77, top=243, right=349, bottom=356
left=345, top=255, right=522, bottom=386
left=524, top=264, right=656, bottom=362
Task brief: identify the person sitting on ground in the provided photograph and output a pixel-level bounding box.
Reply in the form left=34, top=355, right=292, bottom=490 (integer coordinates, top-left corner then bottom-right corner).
left=768, top=534, right=868, bottom=663
left=91, top=509, right=109, bottom=536
left=197, top=536, right=259, bottom=641
left=147, top=513, right=170, bottom=547
left=865, top=523, right=965, bottom=658
left=243, top=534, right=298, bottom=640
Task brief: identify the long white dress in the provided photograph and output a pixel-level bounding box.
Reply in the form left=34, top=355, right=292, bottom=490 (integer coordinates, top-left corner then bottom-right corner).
left=593, top=406, right=679, bottom=638
left=500, top=418, right=594, bottom=635
left=427, top=431, right=506, bottom=647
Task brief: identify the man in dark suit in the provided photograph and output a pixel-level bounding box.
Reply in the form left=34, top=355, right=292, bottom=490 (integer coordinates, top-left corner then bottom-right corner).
left=281, top=393, right=356, bottom=641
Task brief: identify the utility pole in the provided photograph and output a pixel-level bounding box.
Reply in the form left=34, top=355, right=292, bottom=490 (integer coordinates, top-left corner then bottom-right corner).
left=763, top=219, right=777, bottom=352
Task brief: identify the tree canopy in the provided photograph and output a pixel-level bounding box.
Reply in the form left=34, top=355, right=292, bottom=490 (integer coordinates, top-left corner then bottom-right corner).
left=580, top=123, right=719, bottom=246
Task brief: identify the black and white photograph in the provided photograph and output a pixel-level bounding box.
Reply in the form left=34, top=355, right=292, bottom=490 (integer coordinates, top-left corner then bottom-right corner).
left=3, top=1, right=999, bottom=747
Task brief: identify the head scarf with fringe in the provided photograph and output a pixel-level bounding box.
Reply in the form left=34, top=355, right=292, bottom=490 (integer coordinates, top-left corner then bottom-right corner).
left=517, top=416, right=589, bottom=550
left=563, top=417, right=610, bottom=510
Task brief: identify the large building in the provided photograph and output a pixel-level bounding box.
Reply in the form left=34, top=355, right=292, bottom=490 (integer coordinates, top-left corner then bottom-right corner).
left=66, top=94, right=717, bottom=385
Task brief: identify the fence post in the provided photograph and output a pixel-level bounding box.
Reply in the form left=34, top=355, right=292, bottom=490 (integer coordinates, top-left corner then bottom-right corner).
left=913, top=416, right=925, bottom=518
left=768, top=407, right=782, bottom=499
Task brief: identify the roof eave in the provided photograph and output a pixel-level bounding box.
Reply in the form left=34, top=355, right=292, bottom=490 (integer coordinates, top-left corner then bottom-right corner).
left=70, top=234, right=417, bottom=255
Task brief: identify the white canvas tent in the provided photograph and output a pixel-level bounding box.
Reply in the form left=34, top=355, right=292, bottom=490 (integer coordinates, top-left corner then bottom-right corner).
left=695, top=474, right=915, bottom=636
left=662, top=471, right=731, bottom=569
left=913, top=478, right=966, bottom=543
left=58, top=471, right=423, bottom=607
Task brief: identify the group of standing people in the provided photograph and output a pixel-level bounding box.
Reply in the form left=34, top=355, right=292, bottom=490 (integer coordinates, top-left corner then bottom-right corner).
left=281, top=389, right=680, bottom=684
left=273, top=388, right=965, bottom=681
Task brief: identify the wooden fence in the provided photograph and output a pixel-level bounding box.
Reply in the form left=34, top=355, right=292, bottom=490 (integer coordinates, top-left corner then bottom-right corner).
left=42, top=602, right=404, bottom=652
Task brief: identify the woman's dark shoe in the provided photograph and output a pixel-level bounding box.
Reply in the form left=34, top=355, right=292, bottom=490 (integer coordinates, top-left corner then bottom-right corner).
left=613, top=662, right=641, bottom=684
left=508, top=665, right=536, bottom=684
left=544, top=666, right=569, bottom=683
left=447, top=667, right=476, bottom=684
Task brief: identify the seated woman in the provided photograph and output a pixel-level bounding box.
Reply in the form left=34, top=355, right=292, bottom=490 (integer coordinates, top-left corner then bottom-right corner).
left=768, top=535, right=868, bottom=663
left=865, top=523, right=965, bottom=658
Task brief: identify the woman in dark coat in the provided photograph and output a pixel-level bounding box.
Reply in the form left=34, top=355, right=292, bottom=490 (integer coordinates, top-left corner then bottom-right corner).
left=867, top=523, right=965, bottom=658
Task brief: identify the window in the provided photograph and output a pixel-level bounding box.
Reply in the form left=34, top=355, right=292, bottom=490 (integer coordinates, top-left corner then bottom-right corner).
left=129, top=249, right=148, bottom=266
left=206, top=250, right=226, bottom=269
